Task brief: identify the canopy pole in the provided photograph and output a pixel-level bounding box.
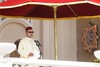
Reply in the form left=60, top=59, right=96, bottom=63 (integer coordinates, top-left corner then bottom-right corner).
left=53, top=5, right=58, bottom=60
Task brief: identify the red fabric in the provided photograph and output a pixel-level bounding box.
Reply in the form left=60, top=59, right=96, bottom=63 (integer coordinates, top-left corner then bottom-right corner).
left=0, top=0, right=28, bottom=6
left=0, top=0, right=100, bottom=7
left=0, top=5, right=35, bottom=16
left=0, top=3, right=100, bottom=18
left=0, top=0, right=100, bottom=18
left=91, top=0, right=100, bottom=4
left=31, top=0, right=79, bottom=3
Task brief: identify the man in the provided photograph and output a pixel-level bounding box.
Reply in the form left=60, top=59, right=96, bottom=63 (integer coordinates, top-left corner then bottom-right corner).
left=18, top=26, right=41, bottom=67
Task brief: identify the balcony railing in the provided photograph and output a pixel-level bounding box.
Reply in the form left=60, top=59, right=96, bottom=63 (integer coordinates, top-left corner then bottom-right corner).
left=0, top=57, right=100, bottom=67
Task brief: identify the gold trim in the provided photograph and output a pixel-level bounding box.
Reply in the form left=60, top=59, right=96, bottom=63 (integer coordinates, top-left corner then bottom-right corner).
left=0, top=15, right=100, bottom=20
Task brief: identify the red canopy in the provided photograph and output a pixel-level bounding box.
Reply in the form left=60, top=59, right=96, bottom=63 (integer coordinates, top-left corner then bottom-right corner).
left=0, top=0, right=81, bottom=7
left=0, top=0, right=100, bottom=19
left=0, top=0, right=100, bottom=8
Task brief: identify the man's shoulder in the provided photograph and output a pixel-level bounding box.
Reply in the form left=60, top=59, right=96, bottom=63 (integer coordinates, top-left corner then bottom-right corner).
left=20, top=37, right=27, bottom=41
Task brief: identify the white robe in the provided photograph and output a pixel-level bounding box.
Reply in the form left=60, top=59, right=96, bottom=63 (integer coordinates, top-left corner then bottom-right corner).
left=18, top=37, right=40, bottom=67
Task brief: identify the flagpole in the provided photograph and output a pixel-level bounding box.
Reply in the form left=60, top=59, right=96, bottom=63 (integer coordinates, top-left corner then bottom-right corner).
left=53, top=5, right=58, bottom=60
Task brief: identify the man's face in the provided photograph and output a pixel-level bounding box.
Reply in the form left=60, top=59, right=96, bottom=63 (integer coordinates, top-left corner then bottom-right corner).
left=26, top=29, right=34, bottom=38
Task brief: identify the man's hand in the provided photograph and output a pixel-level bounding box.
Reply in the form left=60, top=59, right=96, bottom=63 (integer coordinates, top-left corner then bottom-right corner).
left=28, top=52, right=34, bottom=57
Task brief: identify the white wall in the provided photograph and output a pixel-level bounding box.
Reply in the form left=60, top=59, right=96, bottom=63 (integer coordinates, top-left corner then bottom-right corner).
left=42, top=19, right=77, bottom=60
